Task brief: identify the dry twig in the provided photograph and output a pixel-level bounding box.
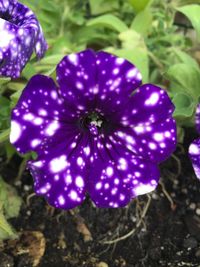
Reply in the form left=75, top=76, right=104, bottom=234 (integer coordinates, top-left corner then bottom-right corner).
left=101, top=195, right=152, bottom=245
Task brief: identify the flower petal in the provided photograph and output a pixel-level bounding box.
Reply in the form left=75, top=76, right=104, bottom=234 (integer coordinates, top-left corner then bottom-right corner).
left=56, top=50, right=142, bottom=114
left=0, top=19, right=36, bottom=78
left=0, top=2, right=47, bottom=78
left=0, top=0, right=17, bottom=14
left=114, top=117, right=176, bottom=163
left=189, top=138, right=200, bottom=179
left=28, top=133, right=92, bottom=209
left=11, top=2, right=47, bottom=59
left=124, top=84, right=175, bottom=124
left=195, top=104, right=200, bottom=134
left=113, top=83, right=176, bottom=163
left=56, top=49, right=97, bottom=111
left=95, top=51, right=142, bottom=113
left=87, top=137, right=160, bottom=208
left=10, top=75, right=77, bottom=155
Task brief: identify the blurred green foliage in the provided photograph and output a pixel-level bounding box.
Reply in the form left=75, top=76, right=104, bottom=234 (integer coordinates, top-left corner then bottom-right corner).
left=0, top=177, right=22, bottom=240
left=1, top=0, right=200, bottom=238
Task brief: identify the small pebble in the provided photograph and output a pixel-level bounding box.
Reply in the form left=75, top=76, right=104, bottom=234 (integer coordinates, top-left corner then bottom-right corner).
left=196, top=208, right=200, bottom=216
left=152, top=193, right=159, bottom=200
left=24, top=185, right=31, bottom=191
left=26, top=210, right=31, bottom=216
left=174, top=179, right=179, bottom=185
left=96, top=262, right=109, bottom=267
left=14, top=180, right=21, bottom=186
left=131, top=216, right=137, bottom=222
left=181, top=188, right=188, bottom=194
left=189, top=203, right=196, bottom=210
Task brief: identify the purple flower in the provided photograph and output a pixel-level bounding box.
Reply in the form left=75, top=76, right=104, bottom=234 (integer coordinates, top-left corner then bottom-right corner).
left=189, top=104, right=200, bottom=179
left=10, top=50, right=177, bottom=209
left=0, top=0, right=47, bottom=78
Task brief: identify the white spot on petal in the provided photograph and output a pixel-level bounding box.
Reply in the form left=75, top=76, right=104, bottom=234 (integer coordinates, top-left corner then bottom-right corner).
left=38, top=109, right=47, bottom=116
left=45, top=121, right=60, bottom=136
left=58, top=195, right=65, bottom=205
left=10, top=121, right=21, bottom=143
left=75, top=176, right=84, bottom=188
left=116, top=58, right=125, bottom=65
left=69, top=190, right=78, bottom=200
left=149, top=142, right=157, bottom=150
left=68, top=53, right=78, bottom=65
left=153, top=133, right=164, bottom=142
left=133, top=183, right=156, bottom=195
left=33, top=117, right=43, bottom=125
left=77, top=157, right=84, bottom=166
left=49, top=155, right=68, bottom=173
left=145, top=93, right=159, bottom=106
left=127, top=68, right=137, bottom=78
left=106, top=166, right=113, bottom=177
left=84, top=146, right=90, bottom=156
left=189, top=144, right=200, bottom=155
left=31, top=139, right=41, bottom=148
left=0, top=24, right=14, bottom=47
left=23, top=113, right=35, bottom=121
left=96, top=182, right=102, bottom=190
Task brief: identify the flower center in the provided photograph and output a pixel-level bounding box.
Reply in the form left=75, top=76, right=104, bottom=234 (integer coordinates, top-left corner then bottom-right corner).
left=81, top=112, right=105, bottom=136
left=0, top=12, right=12, bottom=22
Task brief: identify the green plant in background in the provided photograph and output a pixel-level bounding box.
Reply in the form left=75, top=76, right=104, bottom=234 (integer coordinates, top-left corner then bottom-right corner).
left=0, top=177, right=22, bottom=240
left=1, top=0, right=200, bottom=238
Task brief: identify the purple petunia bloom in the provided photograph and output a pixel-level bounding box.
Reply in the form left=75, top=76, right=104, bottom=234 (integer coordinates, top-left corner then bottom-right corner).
left=189, top=104, right=200, bottom=179
left=0, top=0, right=47, bottom=78
left=10, top=50, right=177, bottom=209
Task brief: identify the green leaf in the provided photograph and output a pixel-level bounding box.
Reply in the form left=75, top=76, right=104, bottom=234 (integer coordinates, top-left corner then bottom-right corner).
left=165, top=63, right=200, bottom=100
left=116, top=30, right=149, bottom=82
left=130, top=8, right=152, bottom=36
left=0, top=177, right=21, bottom=240
left=7, top=82, right=25, bottom=92
left=0, top=177, right=22, bottom=218
left=129, top=0, right=153, bottom=13
left=0, top=96, right=10, bottom=115
left=10, top=90, right=23, bottom=105
left=22, top=63, right=37, bottom=80
left=87, top=14, right=128, bottom=33
left=0, top=96, right=10, bottom=130
left=0, top=212, right=17, bottom=240
left=172, top=92, right=195, bottom=119
left=0, top=129, right=10, bottom=143
left=5, top=142, right=16, bottom=162
left=177, top=5, right=200, bottom=40
left=172, top=48, right=199, bottom=69
left=35, top=54, right=64, bottom=66
left=118, top=29, right=144, bottom=48
left=89, top=0, right=118, bottom=14
left=0, top=77, right=10, bottom=86
left=4, top=186, right=22, bottom=219
left=50, top=36, right=72, bottom=55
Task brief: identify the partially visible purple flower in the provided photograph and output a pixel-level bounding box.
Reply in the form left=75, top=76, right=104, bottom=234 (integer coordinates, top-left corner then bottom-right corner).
left=189, top=104, right=200, bottom=179
left=10, top=50, right=177, bottom=209
left=0, top=0, right=47, bottom=78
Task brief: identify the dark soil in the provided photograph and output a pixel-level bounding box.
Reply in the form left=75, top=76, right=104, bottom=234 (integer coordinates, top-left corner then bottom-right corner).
left=1, top=129, right=200, bottom=267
